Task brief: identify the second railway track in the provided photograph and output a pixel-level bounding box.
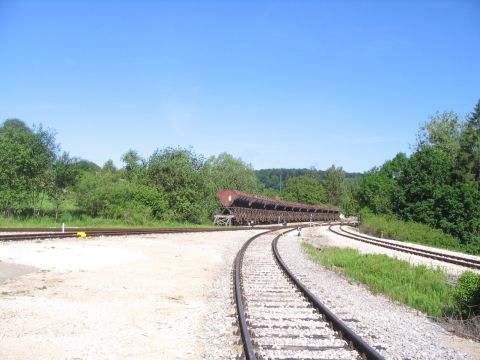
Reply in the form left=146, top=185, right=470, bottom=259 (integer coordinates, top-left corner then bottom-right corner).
left=329, top=225, right=480, bottom=270
left=233, top=227, right=383, bottom=360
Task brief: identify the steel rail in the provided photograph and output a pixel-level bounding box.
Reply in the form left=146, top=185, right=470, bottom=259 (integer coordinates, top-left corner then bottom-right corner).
left=234, top=223, right=383, bottom=360
left=233, top=229, right=275, bottom=360
left=272, top=232, right=384, bottom=360
left=330, top=225, right=480, bottom=270
left=0, top=226, right=285, bottom=242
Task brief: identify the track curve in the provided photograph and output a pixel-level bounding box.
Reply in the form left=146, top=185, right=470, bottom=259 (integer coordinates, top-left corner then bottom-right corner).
left=233, top=227, right=384, bottom=360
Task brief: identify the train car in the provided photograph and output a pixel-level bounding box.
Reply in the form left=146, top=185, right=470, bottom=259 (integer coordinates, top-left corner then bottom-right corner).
left=213, top=189, right=340, bottom=225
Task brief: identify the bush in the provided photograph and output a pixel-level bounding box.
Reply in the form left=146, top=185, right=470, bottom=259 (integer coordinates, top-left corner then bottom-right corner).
left=452, top=272, right=480, bottom=319
left=75, top=172, right=168, bottom=223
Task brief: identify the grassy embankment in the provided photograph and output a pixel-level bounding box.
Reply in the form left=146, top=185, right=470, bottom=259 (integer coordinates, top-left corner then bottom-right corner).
left=359, top=213, right=478, bottom=255
left=303, top=242, right=453, bottom=318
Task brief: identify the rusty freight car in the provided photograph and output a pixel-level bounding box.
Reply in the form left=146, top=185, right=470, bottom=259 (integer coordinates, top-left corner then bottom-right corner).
left=213, top=189, right=340, bottom=226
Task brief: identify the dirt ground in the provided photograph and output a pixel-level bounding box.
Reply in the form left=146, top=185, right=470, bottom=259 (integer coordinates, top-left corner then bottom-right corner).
left=0, top=231, right=258, bottom=359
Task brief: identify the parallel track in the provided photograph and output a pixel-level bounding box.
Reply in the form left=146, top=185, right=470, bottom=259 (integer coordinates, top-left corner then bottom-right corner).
left=329, top=225, right=480, bottom=270
left=233, top=227, right=383, bottom=360
left=0, top=226, right=281, bottom=242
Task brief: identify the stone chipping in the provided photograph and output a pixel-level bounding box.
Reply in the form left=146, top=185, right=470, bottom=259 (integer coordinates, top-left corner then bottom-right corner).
left=277, top=229, right=480, bottom=360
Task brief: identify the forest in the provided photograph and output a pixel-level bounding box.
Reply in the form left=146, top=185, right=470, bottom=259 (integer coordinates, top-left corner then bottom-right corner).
left=0, top=100, right=478, bottom=252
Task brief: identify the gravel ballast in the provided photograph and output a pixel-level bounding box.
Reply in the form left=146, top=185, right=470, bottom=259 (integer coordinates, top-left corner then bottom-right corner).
left=278, top=229, right=480, bottom=360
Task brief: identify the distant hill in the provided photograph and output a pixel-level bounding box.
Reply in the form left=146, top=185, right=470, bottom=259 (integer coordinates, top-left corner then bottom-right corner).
left=255, top=168, right=362, bottom=191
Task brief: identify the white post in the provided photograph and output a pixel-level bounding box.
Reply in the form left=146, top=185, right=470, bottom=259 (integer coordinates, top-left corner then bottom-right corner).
left=62, top=223, right=65, bottom=233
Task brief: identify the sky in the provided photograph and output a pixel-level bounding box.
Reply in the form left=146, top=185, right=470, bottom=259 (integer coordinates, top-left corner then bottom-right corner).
left=0, top=0, right=479, bottom=173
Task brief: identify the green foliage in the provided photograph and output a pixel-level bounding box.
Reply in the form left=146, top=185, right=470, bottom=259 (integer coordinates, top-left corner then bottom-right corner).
left=121, top=149, right=146, bottom=182
left=356, top=153, right=407, bottom=215
left=75, top=171, right=167, bottom=224
left=323, top=165, right=346, bottom=206
left=147, top=147, right=208, bottom=223
left=76, top=159, right=101, bottom=173
left=282, top=175, right=325, bottom=204
left=456, top=100, right=480, bottom=184
left=47, top=152, right=80, bottom=219
left=0, top=119, right=58, bottom=215
left=203, top=152, right=260, bottom=215
left=255, top=168, right=362, bottom=192
left=451, top=272, right=480, bottom=319
left=322, top=165, right=359, bottom=214
left=359, top=211, right=471, bottom=253
left=204, top=153, right=259, bottom=193
left=416, top=111, right=463, bottom=159
left=355, top=101, right=480, bottom=251
left=303, top=242, right=453, bottom=318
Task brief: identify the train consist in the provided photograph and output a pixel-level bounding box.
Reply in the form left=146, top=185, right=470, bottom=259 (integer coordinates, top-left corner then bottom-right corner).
left=214, top=189, right=340, bottom=225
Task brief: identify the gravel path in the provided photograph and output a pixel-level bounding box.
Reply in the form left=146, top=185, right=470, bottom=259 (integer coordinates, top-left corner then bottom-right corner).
left=277, top=230, right=480, bottom=360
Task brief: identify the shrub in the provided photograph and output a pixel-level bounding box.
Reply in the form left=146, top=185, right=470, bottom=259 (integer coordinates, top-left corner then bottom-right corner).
left=452, top=272, right=480, bottom=319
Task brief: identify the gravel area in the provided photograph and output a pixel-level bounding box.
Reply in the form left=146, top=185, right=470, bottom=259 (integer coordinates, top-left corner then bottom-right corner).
left=305, top=225, right=479, bottom=277
left=0, top=230, right=260, bottom=359
left=277, top=230, right=480, bottom=360
left=201, top=231, right=255, bottom=359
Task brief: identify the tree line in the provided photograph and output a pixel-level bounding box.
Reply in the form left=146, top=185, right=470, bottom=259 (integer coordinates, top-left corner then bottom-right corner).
left=0, top=120, right=261, bottom=223
left=0, top=119, right=355, bottom=224
left=0, top=99, right=478, bottom=251
left=356, top=101, right=480, bottom=252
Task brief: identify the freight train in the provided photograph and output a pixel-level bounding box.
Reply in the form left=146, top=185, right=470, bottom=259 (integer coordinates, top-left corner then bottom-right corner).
left=214, top=189, right=340, bottom=226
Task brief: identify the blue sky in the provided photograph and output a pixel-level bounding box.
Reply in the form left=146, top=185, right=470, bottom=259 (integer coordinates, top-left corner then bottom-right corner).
left=1, top=0, right=479, bottom=172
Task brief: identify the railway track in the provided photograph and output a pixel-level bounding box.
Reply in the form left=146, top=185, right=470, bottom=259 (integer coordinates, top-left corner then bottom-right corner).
left=233, top=228, right=383, bottom=360
left=0, top=226, right=281, bottom=242
left=329, top=225, right=480, bottom=270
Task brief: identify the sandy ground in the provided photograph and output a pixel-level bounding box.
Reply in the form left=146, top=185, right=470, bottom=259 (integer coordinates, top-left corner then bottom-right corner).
left=0, top=230, right=259, bottom=359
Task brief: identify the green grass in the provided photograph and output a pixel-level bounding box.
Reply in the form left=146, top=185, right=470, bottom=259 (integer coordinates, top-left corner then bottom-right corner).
left=303, top=242, right=453, bottom=318
left=0, top=215, right=212, bottom=229
left=359, top=213, right=474, bottom=254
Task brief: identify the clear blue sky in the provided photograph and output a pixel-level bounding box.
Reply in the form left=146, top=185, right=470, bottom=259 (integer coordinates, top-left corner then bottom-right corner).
left=1, top=0, right=479, bottom=172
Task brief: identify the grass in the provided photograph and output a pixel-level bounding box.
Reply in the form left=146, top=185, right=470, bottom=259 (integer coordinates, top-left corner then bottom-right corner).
left=359, top=213, right=474, bottom=254
left=303, top=242, right=453, bottom=318
left=0, top=215, right=213, bottom=229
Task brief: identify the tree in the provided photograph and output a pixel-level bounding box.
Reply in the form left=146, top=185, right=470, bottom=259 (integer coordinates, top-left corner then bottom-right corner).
left=147, top=147, right=208, bottom=223
left=456, top=100, right=480, bottom=185
left=323, top=165, right=346, bottom=206
left=282, top=175, right=325, bottom=205
left=203, top=153, right=260, bottom=215
left=398, top=146, right=453, bottom=226
left=47, top=152, right=80, bottom=219
left=357, top=153, right=407, bottom=214
left=102, top=159, right=117, bottom=173
left=416, top=111, right=463, bottom=159
left=121, top=149, right=146, bottom=182
left=0, top=119, right=57, bottom=215
left=204, top=153, right=259, bottom=193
